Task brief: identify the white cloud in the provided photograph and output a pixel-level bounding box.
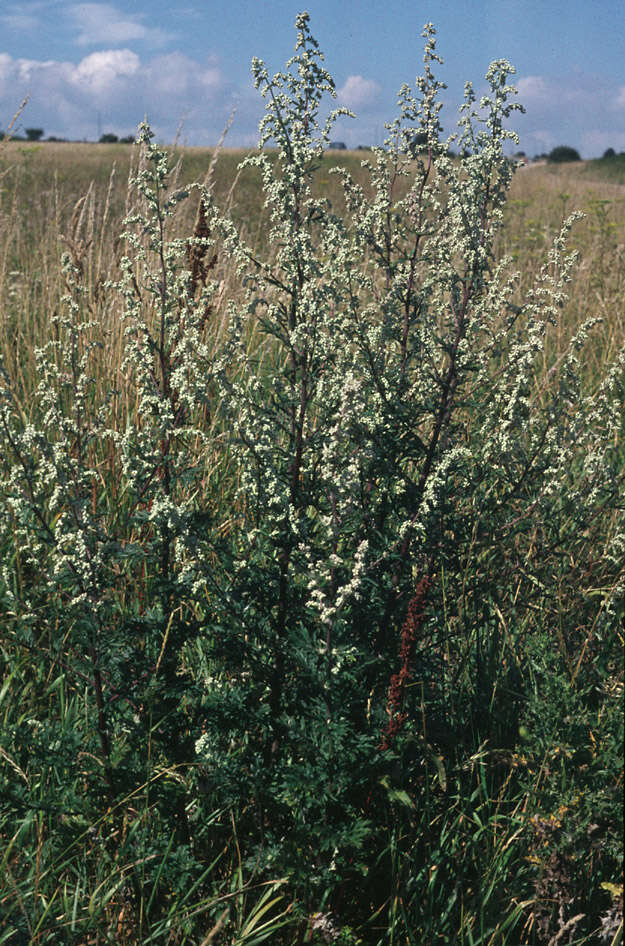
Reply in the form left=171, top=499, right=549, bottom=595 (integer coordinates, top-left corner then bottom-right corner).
left=516, top=75, right=548, bottom=102
left=0, top=48, right=234, bottom=143
left=0, top=1, right=51, bottom=32
left=74, top=49, right=140, bottom=89
left=337, top=75, right=381, bottom=111
left=513, top=72, right=625, bottom=157
left=69, top=3, right=172, bottom=48
left=143, top=52, right=221, bottom=97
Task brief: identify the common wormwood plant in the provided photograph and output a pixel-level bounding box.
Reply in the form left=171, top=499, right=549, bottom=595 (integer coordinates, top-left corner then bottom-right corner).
left=0, top=13, right=622, bottom=944
left=0, top=123, right=221, bottom=912
left=199, top=11, right=623, bottom=901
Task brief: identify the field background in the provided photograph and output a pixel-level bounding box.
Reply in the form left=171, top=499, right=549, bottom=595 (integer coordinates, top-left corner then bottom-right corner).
left=1, top=143, right=624, bottom=396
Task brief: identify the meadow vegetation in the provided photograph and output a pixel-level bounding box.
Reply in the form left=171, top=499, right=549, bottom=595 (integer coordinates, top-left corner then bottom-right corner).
left=0, top=16, right=623, bottom=945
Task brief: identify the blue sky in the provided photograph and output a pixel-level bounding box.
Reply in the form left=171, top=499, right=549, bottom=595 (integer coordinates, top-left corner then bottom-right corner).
left=1, top=0, right=623, bottom=156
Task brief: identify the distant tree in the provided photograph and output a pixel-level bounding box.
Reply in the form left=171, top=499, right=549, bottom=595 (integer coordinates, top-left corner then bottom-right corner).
left=547, top=145, right=581, bottom=163
left=99, top=133, right=119, bottom=143
left=119, top=135, right=135, bottom=144
left=328, top=141, right=346, bottom=150
left=408, top=131, right=429, bottom=155
left=602, top=147, right=616, bottom=159
left=25, top=128, right=44, bottom=142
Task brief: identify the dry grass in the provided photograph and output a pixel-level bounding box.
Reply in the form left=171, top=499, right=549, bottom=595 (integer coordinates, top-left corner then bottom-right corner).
left=501, top=163, right=625, bottom=379
left=1, top=144, right=623, bottom=408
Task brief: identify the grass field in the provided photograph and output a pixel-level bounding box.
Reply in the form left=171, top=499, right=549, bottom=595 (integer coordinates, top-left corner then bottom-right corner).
left=1, top=143, right=623, bottom=391
left=0, top=131, right=623, bottom=946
